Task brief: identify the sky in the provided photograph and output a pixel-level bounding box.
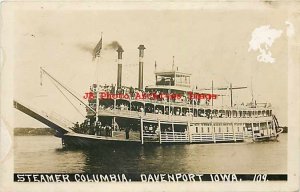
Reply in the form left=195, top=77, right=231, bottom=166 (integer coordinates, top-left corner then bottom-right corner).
left=11, top=6, right=292, bottom=127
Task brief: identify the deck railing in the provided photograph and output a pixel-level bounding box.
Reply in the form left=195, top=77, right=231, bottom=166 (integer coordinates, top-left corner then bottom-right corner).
left=160, top=132, right=189, bottom=142
left=97, top=109, right=273, bottom=123
left=191, top=133, right=214, bottom=142
left=142, top=131, right=248, bottom=143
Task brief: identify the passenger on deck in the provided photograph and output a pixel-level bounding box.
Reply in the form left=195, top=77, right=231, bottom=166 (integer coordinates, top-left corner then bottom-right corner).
left=73, top=122, right=80, bottom=133
left=140, top=107, right=144, bottom=112
left=108, top=126, right=112, bottom=137
left=89, top=123, right=95, bottom=135
left=124, top=105, right=129, bottom=110
left=155, top=128, right=160, bottom=137
left=95, top=121, right=101, bottom=136
left=105, top=125, right=112, bottom=136
left=144, top=125, right=148, bottom=132
left=125, top=127, right=130, bottom=139
left=149, top=125, right=153, bottom=132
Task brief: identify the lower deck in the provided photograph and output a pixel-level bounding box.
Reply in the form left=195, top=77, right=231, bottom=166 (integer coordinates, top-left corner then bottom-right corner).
left=68, top=115, right=279, bottom=146
left=66, top=109, right=283, bottom=147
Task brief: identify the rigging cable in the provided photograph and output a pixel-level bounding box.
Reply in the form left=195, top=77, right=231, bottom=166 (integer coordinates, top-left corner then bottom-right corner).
left=50, top=78, right=86, bottom=118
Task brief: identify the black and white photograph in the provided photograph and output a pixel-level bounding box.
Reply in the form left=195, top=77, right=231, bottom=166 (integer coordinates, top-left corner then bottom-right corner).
left=0, top=1, right=299, bottom=191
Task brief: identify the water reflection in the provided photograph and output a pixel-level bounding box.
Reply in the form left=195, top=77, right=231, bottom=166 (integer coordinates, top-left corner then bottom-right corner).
left=14, top=135, right=287, bottom=173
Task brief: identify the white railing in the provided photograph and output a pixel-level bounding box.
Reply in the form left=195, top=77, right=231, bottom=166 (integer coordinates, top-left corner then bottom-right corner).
left=160, top=132, right=189, bottom=142
left=191, top=133, right=214, bottom=142
left=156, top=132, right=246, bottom=143
left=97, top=109, right=273, bottom=124
left=235, top=132, right=244, bottom=140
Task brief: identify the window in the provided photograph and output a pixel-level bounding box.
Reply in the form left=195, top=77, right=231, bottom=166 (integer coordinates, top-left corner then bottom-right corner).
left=196, top=127, right=198, bottom=133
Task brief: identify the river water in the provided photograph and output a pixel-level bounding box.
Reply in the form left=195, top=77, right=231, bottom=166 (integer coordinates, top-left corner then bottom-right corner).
left=14, top=134, right=287, bottom=174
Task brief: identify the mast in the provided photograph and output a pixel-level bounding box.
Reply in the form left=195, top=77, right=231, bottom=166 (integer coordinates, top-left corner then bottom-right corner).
left=172, top=56, right=175, bottom=71
left=230, top=83, right=233, bottom=107
left=211, top=80, right=214, bottom=107
left=40, top=67, right=96, bottom=114
left=169, top=79, right=171, bottom=116
left=95, top=33, right=103, bottom=122
left=96, top=56, right=100, bottom=121
left=251, top=78, right=254, bottom=104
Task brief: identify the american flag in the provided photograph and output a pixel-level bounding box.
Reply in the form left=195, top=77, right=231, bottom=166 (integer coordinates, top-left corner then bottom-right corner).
left=93, top=36, right=102, bottom=60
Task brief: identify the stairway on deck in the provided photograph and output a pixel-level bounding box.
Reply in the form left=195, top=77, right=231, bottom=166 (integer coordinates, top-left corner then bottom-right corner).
left=13, top=100, right=74, bottom=135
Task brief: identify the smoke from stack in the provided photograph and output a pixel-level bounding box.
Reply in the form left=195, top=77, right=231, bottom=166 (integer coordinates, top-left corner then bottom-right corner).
left=77, top=41, right=123, bottom=58
left=76, top=43, right=94, bottom=55
left=105, top=41, right=123, bottom=50
left=138, top=45, right=146, bottom=90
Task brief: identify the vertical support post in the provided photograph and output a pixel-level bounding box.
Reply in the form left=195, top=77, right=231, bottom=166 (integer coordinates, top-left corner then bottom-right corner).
left=251, top=122, right=255, bottom=140
left=258, top=122, right=261, bottom=137
left=188, top=121, right=192, bottom=143
left=96, top=85, right=99, bottom=122
left=172, top=123, right=175, bottom=142
left=270, top=121, right=273, bottom=136
left=230, top=83, right=233, bottom=107
left=212, top=80, right=214, bottom=107
left=140, top=117, right=144, bottom=144
left=242, top=128, right=245, bottom=140
left=168, top=82, right=171, bottom=117
left=212, top=123, right=216, bottom=143
left=158, top=120, right=162, bottom=144
left=232, top=122, right=236, bottom=142
left=112, top=117, right=115, bottom=137
left=266, top=121, right=270, bottom=137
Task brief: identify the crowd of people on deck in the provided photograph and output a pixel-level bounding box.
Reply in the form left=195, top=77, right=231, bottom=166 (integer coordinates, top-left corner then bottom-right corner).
left=90, top=84, right=210, bottom=105
left=87, top=84, right=271, bottom=120
left=73, top=119, right=113, bottom=137
left=143, top=124, right=158, bottom=134
left=73, top=119, right=134, bottom=139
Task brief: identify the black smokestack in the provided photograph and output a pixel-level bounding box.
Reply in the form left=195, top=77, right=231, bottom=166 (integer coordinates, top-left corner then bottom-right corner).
left=138, top=45, right=146, bottom=90
left=116, top=46, right=124, bottom=89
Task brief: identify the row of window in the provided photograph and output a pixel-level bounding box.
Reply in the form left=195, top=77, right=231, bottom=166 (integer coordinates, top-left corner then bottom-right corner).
left=195, top=126, right=242, bottom=133
left=193, top=122, right=273, bottom=133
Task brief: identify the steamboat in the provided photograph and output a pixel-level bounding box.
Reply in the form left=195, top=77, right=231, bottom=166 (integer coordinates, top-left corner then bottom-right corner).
left=14, top=42, right=283, bottom=148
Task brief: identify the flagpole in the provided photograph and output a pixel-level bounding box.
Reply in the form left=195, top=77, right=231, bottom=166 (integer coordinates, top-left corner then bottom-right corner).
left=96, top=56, right=100, bottom=122
left=95, top=32, right=103, bottom=122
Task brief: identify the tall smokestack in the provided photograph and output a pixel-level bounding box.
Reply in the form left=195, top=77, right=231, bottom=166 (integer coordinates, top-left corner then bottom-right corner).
left=138, top=45, right=146, bottom=90
left=117, top=46, right=124, bottom=89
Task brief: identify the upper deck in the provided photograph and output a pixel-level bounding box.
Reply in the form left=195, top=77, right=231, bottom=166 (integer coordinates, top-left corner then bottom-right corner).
left=85, top=68, right=272, bottom=121
left=86, top=84, right=273, bottom=122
